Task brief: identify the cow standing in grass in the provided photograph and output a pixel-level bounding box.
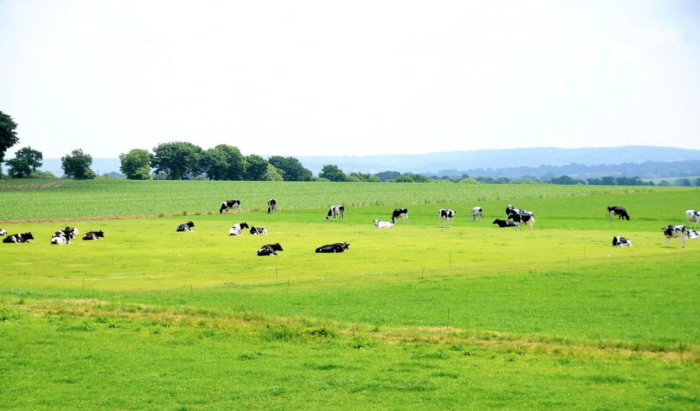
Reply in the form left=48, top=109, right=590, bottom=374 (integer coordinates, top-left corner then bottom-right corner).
left=663, top=225, right=686, bottom=248
left=686, top=210, right=700, bottom=228
left=220, top=200, right=241, bottom=214
left=507, top=212, right=535, bottom=231
left=326, top=205, right=345, bottom=221
left=268, top=199, right=277, bottom=214
left=392, top=208, right=408, bottom=223
left=608, top=206, right=630, bottom=221
left=229, top=222, right=249, bottom=236
left=472, top=207, right=483, bottom=221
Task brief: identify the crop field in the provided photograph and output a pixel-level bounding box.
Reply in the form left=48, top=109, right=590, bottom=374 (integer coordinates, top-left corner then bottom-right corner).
left=1, top=181, right=699, bottom=410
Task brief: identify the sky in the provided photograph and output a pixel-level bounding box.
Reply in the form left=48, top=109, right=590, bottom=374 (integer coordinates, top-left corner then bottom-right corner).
left=1, top=0, right=699, bottom=158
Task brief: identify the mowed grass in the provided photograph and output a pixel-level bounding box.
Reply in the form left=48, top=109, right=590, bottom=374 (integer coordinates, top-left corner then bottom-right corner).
left=1, top=185, right=699, bottom=410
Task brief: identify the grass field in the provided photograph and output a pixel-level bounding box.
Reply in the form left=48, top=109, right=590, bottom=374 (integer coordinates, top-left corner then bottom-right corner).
left=1, top=182, right=699, bottom=410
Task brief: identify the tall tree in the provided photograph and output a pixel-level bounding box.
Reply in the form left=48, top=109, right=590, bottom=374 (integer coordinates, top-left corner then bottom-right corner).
left=244, top=154, right=270, bottom=181
left=0, top=111, right=20, bottom=177
left=62, top=149, right=96, bottom=179
left=201, top=144, right=246, bottom=180
left=150, top=142, right=203, bottom=180
left=319, top=164, right=347, bottom=182
left=268, top=156, right=313, bottom=181
left=119, top=149, right=152, bottom=180
left=6, top=146, right=43, bottom=178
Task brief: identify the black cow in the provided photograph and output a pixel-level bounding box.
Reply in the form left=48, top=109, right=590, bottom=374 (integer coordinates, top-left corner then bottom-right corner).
left=326, top=205, right=345, bottom=221
left=663, top=225, right=686, bottom=248
left=608, top=206, right=630, bottom=221
left=3, top=232, right=34, bottom=243
left=220, top=200, right=241, bottom=214
left=257, top=242, right=283, bottom=256
left=315, top=242, right=350, bottom=253
left=492, top=219, right=517, bottom=228
left=392, top=208, right=408, bottom=224
left=177, top=222, right=195, bottom=232
left=612, top=236, right=632, bottom=247
left=268, top=199, right=277, bottom=214
left=250, top=226, right=267, bottom=235
left=83, top=230, right=105, bottom=240
left=507, top=212, right=535, bottom=231
left=439, top=209, right=456, bottom=228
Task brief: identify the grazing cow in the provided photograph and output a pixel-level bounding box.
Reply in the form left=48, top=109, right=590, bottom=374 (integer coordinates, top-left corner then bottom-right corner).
left=612, top=236, right=632, bottom=247
left=507, top=212, right=535, bottom=231
left=315, top=242, right=350, bottom=253
left=268, top=199, right=277, bottom=214
left=326, top=205, right=345, bottom=221
left=177, top=221, right=195, bottom=232
left=83, top=230, right=105, bottom=240
left=439, top=209, right=456, bottom=228
left=250, top=226, right=268, bottom=235
left=392, top=208, right=408, bottom=223
left=687, top=230, right=700, bottom=240
left=506, top=205, right=534, bottom=217
left=257, top=242, right=283, bottom=256
left=492, top=219, right=517, bottom=228
left=219, top=199, right=241, bottom=214
left=229, top=222, right=249, bottom=236
left=374, top=219, right=394, bottom=228
left=608, top=206, right=630, bottom=221
left=686, top=210, right=700, bottom=228
left=472, top=207, right=483, bottom=221
left=3, top=232, right=34, bottom=243
left=663, top=225, right=686, bottom=248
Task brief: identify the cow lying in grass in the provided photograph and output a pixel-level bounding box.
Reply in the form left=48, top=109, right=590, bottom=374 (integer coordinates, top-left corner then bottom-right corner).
left=51, top=228, right=76, bottom=245
left=3, top=232, right=34, bottom=243
left=315, top=242, right=350, bottom=253
left=177, top=221, right=195, bottom=232
left=258, top=243, right=283, bottom=256
left=663, top=225, right=686, bottom=248
left=0, top=229, right=6, bottom=237
left=83, top=230, right=105, bottom=240
left=612, top=236, right=632, bottom=247
left=229, top=222, right=249, bottom=236
left=687, top=230, right=700, bottom=240
left=374, top=220, right=394, bottom=228
left=492, top=219, right=517, bottom=228
left=250, top=226, right=267, bottom=235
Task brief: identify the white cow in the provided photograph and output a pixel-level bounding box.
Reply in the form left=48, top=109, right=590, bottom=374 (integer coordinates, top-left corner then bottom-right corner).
left=471, top=207, right=483, bottom=221
left=0, top=229, right=7, bottom=237
left=686, top=210, right=700, bottom=228
left=374, top=219, right=394, bottom=228
left=612, top=236, right=632, bottom=247
left=439, top=209, right=456, bottom=228
left=686, top=230, right=699, bottom=240
left=663, top=225, right=686, bottom=248
left=229, top=222, right=249, bottom=236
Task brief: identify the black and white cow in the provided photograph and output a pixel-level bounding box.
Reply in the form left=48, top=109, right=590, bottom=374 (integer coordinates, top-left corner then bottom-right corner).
left=608, top=206, right=630, bottom=221
left=612, top=236, right=632, bottom=247
left=315, top=242, right=350, bottom=253
left=250, top=226, right=267, bottom=235
left=439, top=209, right=456, bottom=228
left=392, top=208, right=408, bottom=223
left=686, top=210, right=700, bottom=228
left=63, top=226, right=79, bottom=235
left=471, top=207, right=483, bottom=221
left=0, top=229, right=8, bottom=236
left=268, top=199, right=277, bottom=214
left=326, top=205, right=345, bottom=221
left=51, top=231, right=73, bottom=245
left=83, top=230, right=105, bottom=240
left=506, top=205, right=534, bottom=218
left=220, top=199, right=241, bottom=214
left=663, top=225, right=686, bottom=248
left=229, top=222, right=249, bottom=236
left=3, top=232, right=34, bottom=243
left=492, top=219, right=517, bottom=228
left=257, top=242, right=283, bottom=256
left=687, top=230, right=700, bottom=240
left=374, top=219, right=394, bottom=228
left=177, top=221, right=195, bottom=232
left=507, top=212, right=535, bottom=231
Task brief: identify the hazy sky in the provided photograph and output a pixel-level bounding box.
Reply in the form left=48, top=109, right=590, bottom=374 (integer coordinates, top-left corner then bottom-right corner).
left=1, top=0, right=699, bottom=158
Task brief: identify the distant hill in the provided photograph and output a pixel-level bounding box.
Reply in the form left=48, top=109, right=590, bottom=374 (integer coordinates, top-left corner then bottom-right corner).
left=13, top=146, right=700, bottom=178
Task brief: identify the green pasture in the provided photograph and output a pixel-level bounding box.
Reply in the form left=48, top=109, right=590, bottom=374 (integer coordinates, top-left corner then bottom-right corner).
left=1, top=183, right=699, bottom=410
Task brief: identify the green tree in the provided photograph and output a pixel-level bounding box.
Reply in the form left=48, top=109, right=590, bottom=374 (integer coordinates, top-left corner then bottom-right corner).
left=201, top=144, right=246, bottom=180
left=119, top=149, right=151, bottom=180
left=6, top=146, right=43, bottom=178
left=150, top=142, right=204, bottom=180
left=268, top=156, right=313, bottom=181
left=265, top=164, right=284, bottom=181
left=61, top=149, right=96, bottom=179
left=374, top=171, right=401, bottom=181
left=244, top=154, right=270, bottom=181
left=0, top=111, right=20, bottom=177
left=319, top=164, right=347, bottom=182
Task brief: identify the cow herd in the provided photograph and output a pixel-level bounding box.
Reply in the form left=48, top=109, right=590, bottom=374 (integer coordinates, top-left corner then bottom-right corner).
left=2, top=200, right=697, bottom=252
